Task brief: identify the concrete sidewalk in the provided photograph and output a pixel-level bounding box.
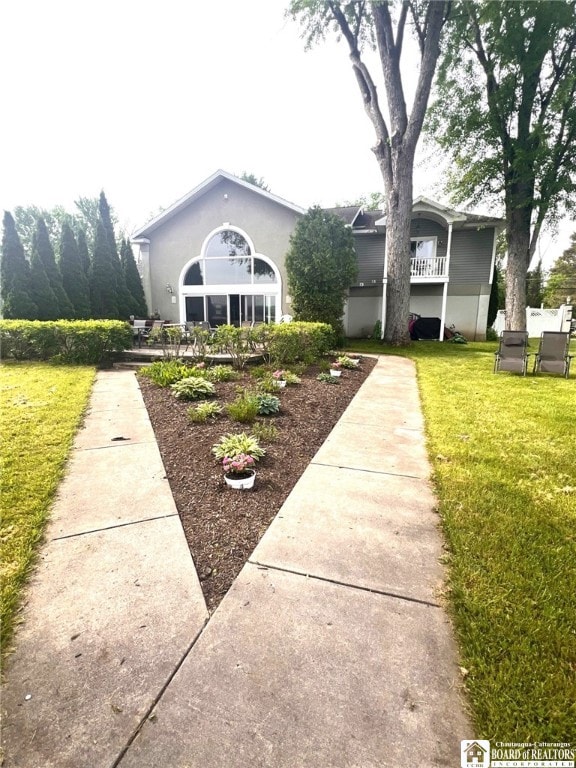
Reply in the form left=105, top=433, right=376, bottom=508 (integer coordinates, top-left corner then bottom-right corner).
left=1, top=357, right=471, bottom=768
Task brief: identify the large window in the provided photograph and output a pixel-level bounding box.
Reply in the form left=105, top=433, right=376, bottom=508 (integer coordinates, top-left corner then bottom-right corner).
left=181, top=227, right=280, bottom=326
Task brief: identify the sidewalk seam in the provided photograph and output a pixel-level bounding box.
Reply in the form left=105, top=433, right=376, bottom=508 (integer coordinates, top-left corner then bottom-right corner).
left=248, top=560, right=441, bottom=609
left=110, top=617, right=210, bottom=768
left=49, top=513, right=180, bottom=542
left=309, top=460, right=425, bottom=480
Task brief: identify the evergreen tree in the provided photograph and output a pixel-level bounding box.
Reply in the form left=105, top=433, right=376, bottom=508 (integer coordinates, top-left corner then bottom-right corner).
left=543, top=233, right=576, bottom=306
left=76, top=228, right=91, bottom=278
left=120, top=237, right=148, bottom=317
left=34, top=217, right=74, bottom=318
left=526, top=259, right=544, bottom=308
left=59, top=222, right=91, bottom=318
left=90, top=219, right=119, bottom=318
left=1, top=211, right=37, bottom=319
left=30, top=239, right=59, bottom=319
left=98, top=192, right=132, bottom=318
left=285, top=206, right=358, bottom=340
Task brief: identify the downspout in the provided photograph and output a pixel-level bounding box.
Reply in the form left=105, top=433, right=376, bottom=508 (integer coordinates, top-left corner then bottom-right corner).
left=439, top=223, right=453, bottom=340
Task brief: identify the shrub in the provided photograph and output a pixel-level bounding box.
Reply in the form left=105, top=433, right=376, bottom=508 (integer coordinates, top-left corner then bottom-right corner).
left=269, top=321, right=334, bottom=365
left=211, top=325, right=253, bottom=369
left=139, top=359, right=193, bottom=387
left=256, top=393, right=280, bottom=415
left=0, top=319, right=132, bottom=364
left=212, top=432, right=266, bottom=461
left=188, top=401, right=223, bottom=423
left=335, top=355, right=360, bottom=369
left=170, top=376, right=216, bottom=400
left=226, top=390, right=260, bottom=423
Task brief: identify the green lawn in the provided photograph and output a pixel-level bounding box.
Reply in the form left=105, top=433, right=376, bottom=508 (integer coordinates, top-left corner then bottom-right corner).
left=0, top=362, right=95, bottom=655
left=349, top=338, right=576, bottom=742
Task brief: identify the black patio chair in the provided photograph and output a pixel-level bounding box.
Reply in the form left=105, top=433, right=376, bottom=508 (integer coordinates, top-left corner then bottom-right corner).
left=494, top=330, right=530, bottom=375
left=532, top=332, right=573, bottom=378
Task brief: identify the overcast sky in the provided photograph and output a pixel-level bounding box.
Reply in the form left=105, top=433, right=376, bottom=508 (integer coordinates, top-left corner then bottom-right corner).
left=1, top=0, right=571, bottom=267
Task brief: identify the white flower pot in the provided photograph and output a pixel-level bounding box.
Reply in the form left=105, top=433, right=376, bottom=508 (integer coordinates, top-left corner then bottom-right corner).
left=224, top=470, right=256, bottom=490
left=275, top=380, right=287, bottom=388
left=329, top=369, right=342, bottom=377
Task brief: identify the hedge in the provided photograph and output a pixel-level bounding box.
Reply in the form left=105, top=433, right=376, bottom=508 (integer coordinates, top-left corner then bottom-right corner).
left=0, top=320, right=133, bottom=365
left=268, top=321, right=334, bottom=364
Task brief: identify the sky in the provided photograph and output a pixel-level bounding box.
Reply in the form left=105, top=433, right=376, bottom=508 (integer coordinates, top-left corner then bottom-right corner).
left=1, top=0, right=572, bottom=268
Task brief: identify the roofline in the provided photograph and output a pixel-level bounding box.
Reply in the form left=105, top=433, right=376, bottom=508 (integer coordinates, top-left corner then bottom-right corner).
left=132, top=170, right=306, bottom=238
left=374, top=196, right=503, bottom=228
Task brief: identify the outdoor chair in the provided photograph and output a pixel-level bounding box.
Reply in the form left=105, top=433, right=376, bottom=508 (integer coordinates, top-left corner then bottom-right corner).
left=494, top=330, right=530, bottom=375
left=532, top=331, right=573, bottom=378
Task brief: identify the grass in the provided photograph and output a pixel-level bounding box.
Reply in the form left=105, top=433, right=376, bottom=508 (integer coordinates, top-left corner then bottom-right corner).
left=0, top=362, right=95, bottom=656
left=348, top=338, right=576, bottom=742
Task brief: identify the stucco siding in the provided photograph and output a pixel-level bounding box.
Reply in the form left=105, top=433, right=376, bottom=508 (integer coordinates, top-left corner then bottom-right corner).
left=141, top=180, right=300, bottom=321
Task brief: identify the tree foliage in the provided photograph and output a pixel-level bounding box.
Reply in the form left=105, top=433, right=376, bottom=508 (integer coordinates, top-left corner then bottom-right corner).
left=543, top=233, right=576, bottom=307
left=288, top=0, right=449, bottom=344
left=240, top=172, right=270, bottom=191
left=428, top=0, right=576, bottom=329
left=59, top=222, right=91, bottom=319
left=33, top=218, right=75, bottom=318
left=1, top=212, right=37, bottom=319
left=120, top=237, right=148, bottom=317
left=285, top=206, right=357, bottom=339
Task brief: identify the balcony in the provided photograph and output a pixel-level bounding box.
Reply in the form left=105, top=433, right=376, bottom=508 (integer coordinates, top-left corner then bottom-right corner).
left=410, top=255, right=447, bottom=280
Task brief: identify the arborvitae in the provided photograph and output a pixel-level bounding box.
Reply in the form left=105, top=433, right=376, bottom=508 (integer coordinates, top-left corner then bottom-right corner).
left=30, top=240, right=59, bottom=319
left=121, top=237, right=148, bottom=317
left=1, top=211, right=38, bottom=319
left=59, top=222, right=91, bottom=319
left=90, top=219, right=119, bottom=318
left=98, top=192, right=133, bottom=318
left=76, top=228, right=91, bottom=278
left=34, top=217, right=75, bottom=318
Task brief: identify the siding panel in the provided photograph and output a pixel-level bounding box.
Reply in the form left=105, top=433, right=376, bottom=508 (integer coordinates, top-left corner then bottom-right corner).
left=450, top=228, right=495, bottom=283
left=353, top=235, right=385, bottom=286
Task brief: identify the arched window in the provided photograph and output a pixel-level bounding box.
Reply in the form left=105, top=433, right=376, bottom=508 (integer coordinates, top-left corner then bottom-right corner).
left=184, top=230, right=277, bottom=286
left=179, top=227, right=280, bottom=327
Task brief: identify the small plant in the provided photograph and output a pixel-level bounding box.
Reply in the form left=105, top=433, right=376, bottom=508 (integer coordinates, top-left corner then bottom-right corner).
left=204, top=364, right=237, bottom=382
left=188, top=401, right=223, bottom=423
left=139, top=360, right=193, bottom=387
left=170, top=376, right=216, bottom=400
left=212, top=432, right=266, bottom=461
left=272, top=369, right=286, bottom=381
left=336, top=355, right=359, bottom=369
left=226, top=390, right=260, bottom=423
left=330, top=361, right=342, bottom=371
left=272, top=369, right=301, bottom=385
left=258, top=376, right=282, bottom=394
left=256, top=393, right=281, bottom=415
left=317, top=372, right=340, bottom=384
left=222, top=453, right=255, bottom=476
left=251, top=422, right=279, bottom=442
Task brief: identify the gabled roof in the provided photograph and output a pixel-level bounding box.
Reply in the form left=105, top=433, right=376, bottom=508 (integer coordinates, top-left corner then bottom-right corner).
left=132, top=170, right=307, bottom=239
left=374, top=196, right=503, bottom=229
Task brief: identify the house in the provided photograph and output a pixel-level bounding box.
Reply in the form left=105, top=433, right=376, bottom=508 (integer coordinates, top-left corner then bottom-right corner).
left=131, top=170, right=503, bottom=340
left=463, top=741, right=488, bottom=765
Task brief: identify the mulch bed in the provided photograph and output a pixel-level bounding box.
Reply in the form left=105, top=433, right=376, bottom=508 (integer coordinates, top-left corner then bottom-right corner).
left=139, top=357, right=376, bottom=612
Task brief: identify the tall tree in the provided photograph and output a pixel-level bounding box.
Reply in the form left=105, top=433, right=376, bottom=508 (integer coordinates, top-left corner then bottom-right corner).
left=90, top=219, right=119, bottom=318
left=289, top=0, right=449, bottom=344
left=98, top=192, right=133, bottom=318
left=240, top=172, right=270, bottom=191
left=59, top=222, right=91, bottom=319
left=1, top=211, right=37, bottom=319
left=543, top=233, right=576, bottom=307
left=30, top=238, right=59, bottom=319
left=76, top=228, right=91, bottom=277
left=14, top=205, right=68, bottom=256
left=285, top=206, right=358, bottom=339
left=120, top=237, right=148, bottom=317
left=33, top=218, right=75, bottom=318
left=428, top=1, right=576, bottom=330
left=526, top=259, right=544, bottom=309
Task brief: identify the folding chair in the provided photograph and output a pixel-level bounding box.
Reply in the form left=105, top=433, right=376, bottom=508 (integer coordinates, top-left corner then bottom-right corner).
left=494, top=330, right=530, bottom=375
left=532, top=332, right=573, bottom=378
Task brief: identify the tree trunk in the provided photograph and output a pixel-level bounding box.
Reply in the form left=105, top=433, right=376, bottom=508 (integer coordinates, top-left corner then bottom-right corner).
left=505, top=203, right=532, bottom=331
left=382, top=157, right=413, bottom=345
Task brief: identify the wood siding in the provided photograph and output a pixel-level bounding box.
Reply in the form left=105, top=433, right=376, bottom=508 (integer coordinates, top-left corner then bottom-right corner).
left=450, top=228, right=495, bottom=284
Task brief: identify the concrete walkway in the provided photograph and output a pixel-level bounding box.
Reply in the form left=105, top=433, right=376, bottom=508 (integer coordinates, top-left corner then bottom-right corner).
left=1, top=357, right=471, bottom=768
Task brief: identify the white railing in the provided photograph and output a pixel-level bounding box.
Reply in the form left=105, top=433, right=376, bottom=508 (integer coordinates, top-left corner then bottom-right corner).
left=410, top=256, right=447, bottom=278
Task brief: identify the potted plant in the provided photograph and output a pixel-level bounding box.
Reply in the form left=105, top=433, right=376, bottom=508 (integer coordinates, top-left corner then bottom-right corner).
left=222, top=453, right=256, bottom=489
left=329, top=361, right=342, bottom=377
left=272, top=369, right=287, bottom=388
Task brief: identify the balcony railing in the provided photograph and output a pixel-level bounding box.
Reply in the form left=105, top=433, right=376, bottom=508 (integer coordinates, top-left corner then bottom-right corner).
left=410, top=255, right=447, bottom=278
